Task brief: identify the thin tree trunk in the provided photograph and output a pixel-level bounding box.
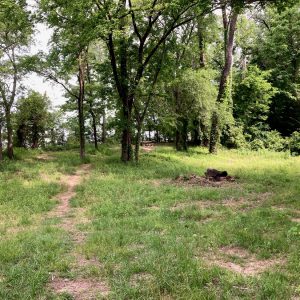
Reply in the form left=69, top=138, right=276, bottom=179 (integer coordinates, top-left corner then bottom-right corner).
left=78, top=53, right=86, bottom=160
left=86, top=54, right=98, bottom=150
left=209, top=10, right=238, bottom=154
left=5, top=108, right=13, bottom=159
left=31, top=124, right=39, bottom=149
left=200, top=119, right=209, bottom=147
left=192, top=119, right=201, bottom=146
left=102, top=110, right=107, bottom=143
left=0, top=123, right=3, bottom=161
left=197, top=17, right=206, bottom=68
left=134, top=124, right=142, bottom=162
left=90, top=109, right=98, bottom=150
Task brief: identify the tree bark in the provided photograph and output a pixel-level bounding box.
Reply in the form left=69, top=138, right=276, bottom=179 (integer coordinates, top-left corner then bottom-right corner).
left=121, top=96, right=133, bottom=162
left=90, top=109, right=98, bottom=150
left=16, top=124, right=26, bottom=148
left=5, top=107, right=13, bottom=159
left=197, top=17, right=206, bottom=68
left=192, top=119, right=201, bottom=146
left=31, top=123, right=39, bottom=149
left=200, top=119, right=209, bottom=147
left=0, top=123, right=3, bottom=161
left=209, top=9, right=238, bottom=154
left=102, top=110, right=106, bottom=143
left=176, top=117, right=188, bottom=151
left=78, top=52, right=86, bottom=160
left=134, top=124, right=142, bottom=162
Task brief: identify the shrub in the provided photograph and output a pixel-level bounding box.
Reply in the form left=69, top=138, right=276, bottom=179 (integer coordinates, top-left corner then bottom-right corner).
left=250, top=139, right=265, bottom=151
left=264, top=130, right=288, bottom=152
left=290, top=131, right=300, bottom=156
left=221, top=123, right=247, bottom=149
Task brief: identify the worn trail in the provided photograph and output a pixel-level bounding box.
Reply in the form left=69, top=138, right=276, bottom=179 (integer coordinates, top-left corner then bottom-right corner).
left=47, top=164, right=109, bottom=299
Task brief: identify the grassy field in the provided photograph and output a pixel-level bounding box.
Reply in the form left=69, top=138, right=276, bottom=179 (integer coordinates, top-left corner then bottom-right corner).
left=0, top=145, right=299, bottom=299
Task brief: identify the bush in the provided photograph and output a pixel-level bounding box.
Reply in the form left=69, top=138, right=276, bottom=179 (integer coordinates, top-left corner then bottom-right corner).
left=250, top=139, right=265, bottom=151
left=290, top=131, right=300, bottom=156
left=246, top=126, right=287, bottom=152
left=264, top=130, right=288, bottom=152
left=221, top=123, right=247, bottom=149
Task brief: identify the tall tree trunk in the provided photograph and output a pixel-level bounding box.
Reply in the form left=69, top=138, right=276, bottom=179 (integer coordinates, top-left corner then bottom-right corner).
left=176, top=117, right=188, bottom=151
left=192, top=119, right=201, bottom=146
left=200, top=119, right=209, bottom=147
left=86, top=54, right=98, bottom=150
left=102, top=110, right=106, bottom=143
left=134, top=123, right=142, bottom=162
left=197, top=17, right=206, bottom=68
left=31, top=124, right=39, bottom=149
left=90, top=109, right=98, bottom=150
left=0, top=123, right=3, bottom=161
left=5, top=107, right=13, bottom=159
left=174, top=87, right=188, bottom=151
left=78, top=53, right=86, bottom=160
left=209, top=10, right=238, bottom=154
left=121, top=96, right=133, bottom=162
left=16, top=124, right=26, bottom=148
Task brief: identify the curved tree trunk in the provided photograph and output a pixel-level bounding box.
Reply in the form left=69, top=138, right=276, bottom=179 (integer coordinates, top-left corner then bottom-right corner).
left=209, top=10, right=238, bottom=154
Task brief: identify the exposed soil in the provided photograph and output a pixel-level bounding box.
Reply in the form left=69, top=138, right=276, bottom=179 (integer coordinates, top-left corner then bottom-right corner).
left=141, top=144, right=156, bottom=152
left=36, top=153, right=55, bottom=161
left=174, top=174, right=236, bottom=187
left=46, top=164, right=110, bottom=299
left=49, top=278, right=110, bottom=300
left=170, top=192, right=272, bottom=212
left=291, top=218, right=300, bottom=223
left=204, top=246, right=285, bottom=276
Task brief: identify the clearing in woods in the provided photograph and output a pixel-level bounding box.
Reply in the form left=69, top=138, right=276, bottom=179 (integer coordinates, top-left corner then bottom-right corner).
left=0, top=145, right=299, bottom=299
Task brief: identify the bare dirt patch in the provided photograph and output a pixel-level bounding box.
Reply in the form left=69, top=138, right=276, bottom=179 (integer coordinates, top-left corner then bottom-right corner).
left=291, top=218, right=300, bottom=223
left=47, top=164, right=110, bottom=298
left=49, top=277, right=110, bottom=300
left=170, top=193, right=272, bottom=212
left=47, top=164, right=91, bottom=220
left=204, top=246, right=285, bottom=276
left=173, top=174, right=236, bottom=187
left=36, top=153, right=55, bottom=161
left=141, top=142, right=156, bottom=153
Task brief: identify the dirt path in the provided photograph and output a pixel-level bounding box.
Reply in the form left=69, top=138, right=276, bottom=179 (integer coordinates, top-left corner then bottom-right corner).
left=47, top=164, right=110, bottom=299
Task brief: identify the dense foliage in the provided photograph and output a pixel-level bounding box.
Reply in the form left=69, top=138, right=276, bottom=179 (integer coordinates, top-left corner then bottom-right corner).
left=0, top=0, right=299, bottom=160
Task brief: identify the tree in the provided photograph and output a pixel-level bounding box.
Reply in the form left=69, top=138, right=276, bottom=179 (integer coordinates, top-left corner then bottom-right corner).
left=0, top=0, right=32, bottom=158
left=208, top=0, right=297, bottom=153
left=209, top=2, right=239, bottom=153
left=98, top=0, right=214, bottom=161
left=0, top=107, right=4, bottom=160
left=233, top=66, right=276, bottom=135
left=15, top=91, right=51, bottom=148
left=253, top=4, right=300, bottom=135
left=172, top=69, right=216, bottom=151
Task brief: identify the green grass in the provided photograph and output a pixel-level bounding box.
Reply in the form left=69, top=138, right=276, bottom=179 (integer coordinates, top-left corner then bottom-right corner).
left=0, top=145, right=300, bottom=299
